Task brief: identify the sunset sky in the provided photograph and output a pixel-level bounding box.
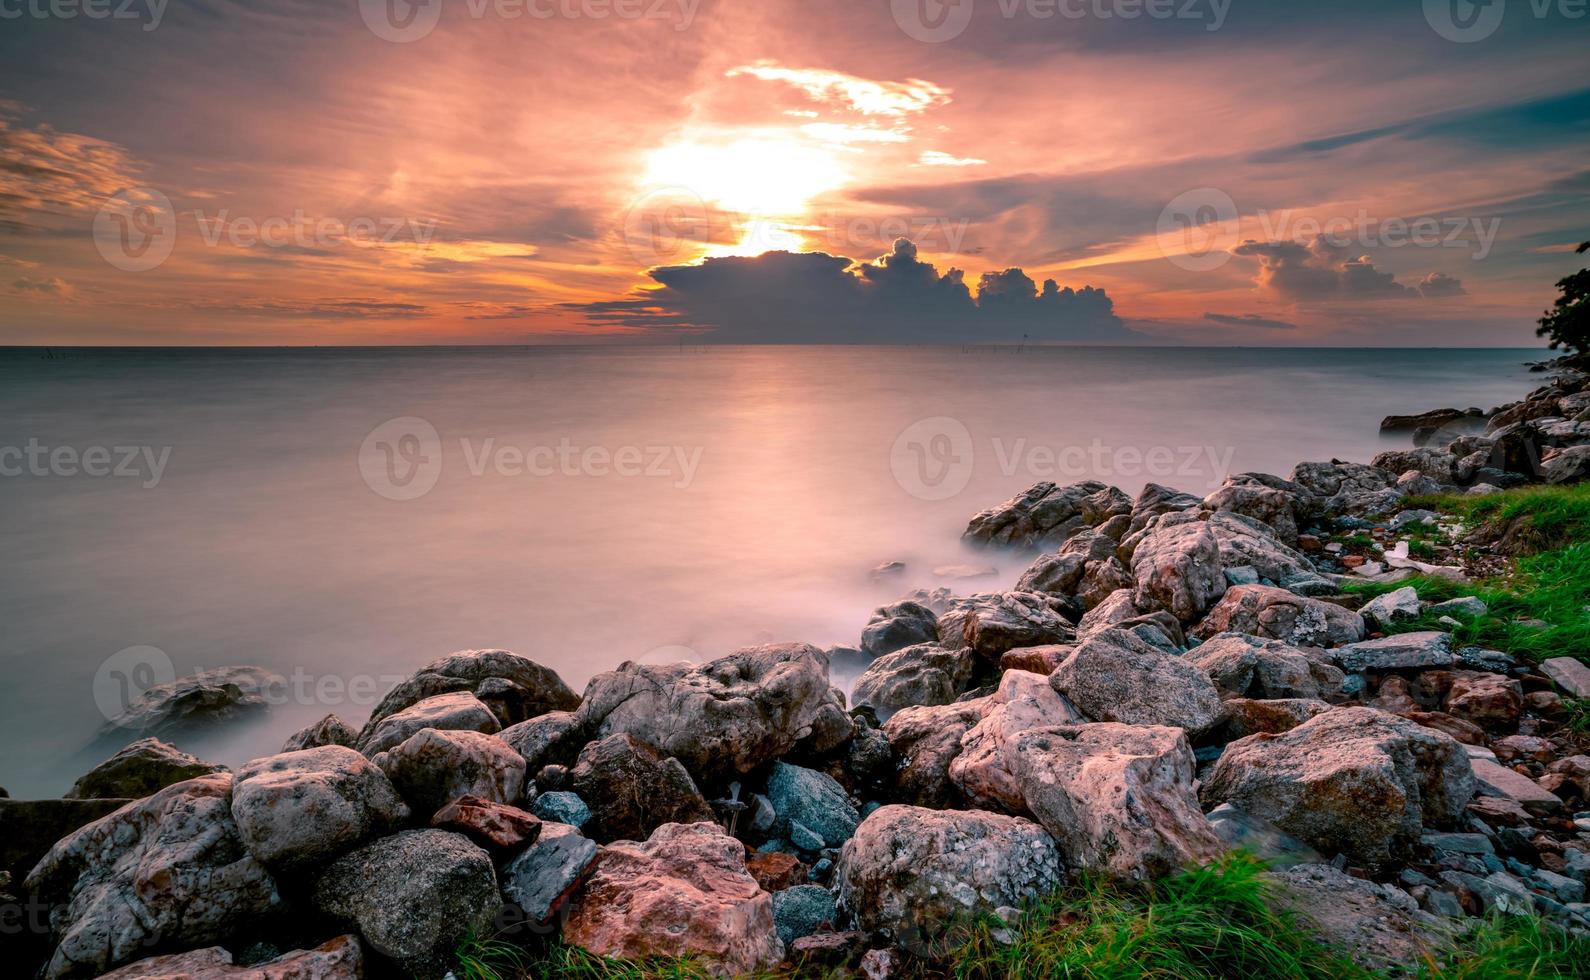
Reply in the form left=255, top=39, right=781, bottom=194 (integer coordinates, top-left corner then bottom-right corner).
left=1, top=0, right=1586, bottom=345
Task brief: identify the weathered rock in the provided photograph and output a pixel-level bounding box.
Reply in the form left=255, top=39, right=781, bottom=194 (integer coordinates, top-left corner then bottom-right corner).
left=1192, top=585, right=1365, bottom=647
left=1129, top=514, right=1227, bottom=623
left=1126, top=483, right=1202, bottom=536
left=1186, top=632, right=1342, bottom=701
left=879, top=699, right=989, bottom=808
left=1469, top=758, right=1563, bottom=814
left=229, top=746, right=408, bottom=874
left=963, top=480, right=1130, bottom=550
left=563, top=822, right=783, bottom=976
left=1358, top=586, right=1421, bottom=630
left=502, top=821, right=598, bottom=924
left=766, top=762, right=859, bottom=851
left=0, top=798, right=130, bottom=885
left=1004, top=724, right=1221, bottom=879
left=1443, top=671, right=1522, bottom=733
left=1289, top=460, right=1396, bottom=501
left=431, top=795, right=542, bottom=853
left=1541, top=657, right=1590, bottom=698
left=1205, top=511, right=1316, bottom=584
left=851, top=643, right=975, bottom=716
left=836, top=805, right=1062, bottom=945
left=26, top=774, right=282, bottom=979
left=95, top=935, right=364, bottom=980
left=66, top=738, right=226, bottom=801
left=1381, top=408, right=1475, bottom=433
left=497, top=710, right=585, bottom=772
left=937, top=591, right=1074, bottom=658
left=1049, top=629, right=1225, bottom=737
left=1334, top=632, right=1454, bottom=672
left=772, top=885, right=836, bottom=946
left=1201, top=707, right=1475, bottom=870
left=97, top=666, right=280, bottom=740
left=312, top=829, right=497, bottom=979
left=380, top=728, right=527, bottom=817
left=1371, top=449, right=1458, bottom=487
left=949, top=670, right=1086, bottom=811
left=1015, top=551, right=1088, bottom=596
left=859, top=600, right=941, bottom=658
left=281, top=714, right=358, bottom=753
left=745, top=849, right=807, bottom=891
left=1204, top=483, right=1301, bottom=545
left=1543, top=444, right=1590, bottom=483
left=1218, top=698, right=1333, bottom=739
left=1206, top=803, right=1323, bottom=867
left=1273, top=864, right=1449, bottom=970
left=361, top=650, right=578, bottom=740
left=570, top=734, right=713, bottom=843
left=357, top=691, right=501, bottom=756
left=531, top=790, right=591, bottom=828
left=576, top=643, right=847, bottom=783
left=1074, top=557, right=1134, bottom=609
left=1430, top=596, right=1488, bottom=619
left=999, top=645, right=1069, bottom=675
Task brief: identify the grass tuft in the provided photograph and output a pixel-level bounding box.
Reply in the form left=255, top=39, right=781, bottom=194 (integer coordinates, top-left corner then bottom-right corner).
left=1423, top=914, right=1590, bottom=979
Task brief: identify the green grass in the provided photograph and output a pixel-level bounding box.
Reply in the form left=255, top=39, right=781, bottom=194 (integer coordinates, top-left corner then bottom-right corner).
left=455, top=931, right=531, bottom=980
left=1403, top=484, right=1590, bottom=554
left=1423, top=914, right=1590, bottom=979
left=1563, top=697, right=1590, bottom=735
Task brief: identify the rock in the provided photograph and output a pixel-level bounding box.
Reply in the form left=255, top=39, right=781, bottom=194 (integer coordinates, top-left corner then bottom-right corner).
left=1290, top=460, right=1396, bottom=503
left=1381, top=408, right=1474, bottom=432
left=836, top=805, right=1062, bottom=946
left=999, top=645, right=1069, bottom=675
left=497, top=710, right=585, bottom=772
left=859, top=600, right=941, bottom=658
left=361, top=650, right=578, bottom=740
left=1127, top=482, right=1203, bottom=536
left=880, top=698, right=990, bottom=808
left=502, top=821, right=598, bottom=924
left=1186, top=632, right=1342, bottom=701
left=281, top=714, right=358, bottom=753
left=1015, top=551, right=1088, bottom=596
left=1371, top=448, right=1458, bottom=487
left=1219, top=698, right=1333, bottom=739
left=934, top=563, right=999, bottom=581
left=431, top=795, right=542, bottom=853
left=1541, top=657, right=1590, bottom=698
left=1335, top=632, right=1454, bottom=672
left=531, top=790, right=592, bottom=828
left=1543, top=444, right=1590, bottom=484
left=1430, top=596, right=1488, bottom=619
left=1443, top=671, right=1522, bottom=733
left=1004, top=723, right=1221, bottom=879
left=25, top=774, right=282, bottom=979
left=231, top=746, right=409, bottom=873
left=851, top=643, right=975, bottom=716
left=1422, top=831, right=1494, bottom=855
left=65, top=738, right=226, bottom=800
left=1206, top=803, right=1322, bottom=867
left=1359, top=587, right=1421, bottom=630
left=95, top=935, right=363, bottom=980
left=949, top=670, right=1086, bottom=810
left=357, top=691, right=501, bottom=756
left=1201, top=707, right=1476, bottom=870
left=869, top=561, right=907, bottom=582
left=1074, top=588, right=1186, bottom=651
left=1203, top=484, right=1301, bottom=545
left=790, top=930, right=866, bottom=963
left=766, top=762, right=860, bottom=851
left=1129, top=514, right=1227, bottom=623
left=937, top=591, right=1074, bottom=658
left=312, top=829, right=497, bottom=979
left=772, top=885, right=835, bottom=946
left=745, top=849, right=807, bottom=891
left=570, top=734, right=713, bottom=843
left=97, top=666, right=279, bottom=740
left=0, top=798, right=131, bottom=885
left=1273, top=864, right=1449, bottom=970
left=1470, top=758, right=1563, bottom=814
left=563, top=823, right=783, bottom=976
left=1191, top=585, right=1365, bottom=647
left=1402, top=711, right=1487, bottom=745
left=1049, top=629, right=1224, bottom=738
left=963, top=480, right=1130, bottom=550
left=576, top=643, right=847, bottom=783
left=380, top=728, right=527, bottom=817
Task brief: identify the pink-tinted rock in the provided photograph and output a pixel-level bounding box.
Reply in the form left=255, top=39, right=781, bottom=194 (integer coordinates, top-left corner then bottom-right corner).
left=1220, top=698, right=1332, bottom=739
left=1049, top=628, right=1225, bottom=738
left=1443, top=671, right=1522, bottom=733
left=1192, top=586, right=1365, bottom=648
left=1129, top=515, right=1227, bottom=623
left=431, top=794, right=542, bottom=853
left=96, top=934, right=363, bottom=979
left=950, top=670, right=1086, bottom=811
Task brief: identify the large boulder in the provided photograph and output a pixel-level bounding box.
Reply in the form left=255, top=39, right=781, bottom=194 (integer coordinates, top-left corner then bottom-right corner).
left=765, top=761, right=860, bottom=851
left=936, top=591, right=1074, bottom=658
left=231, top=746, right=409, bottom=873
left=570, top=734, right=714, bottom=843
left=963, top=480, right=1130, bottom=550
left=1186, top=632, right=1343, bottom=701
left=360, top=649, right=578, bottom=739
left=879, top=698, right=991, bottom=808
left=1204, top=512, right=1316, bottom=584
left=66, top=738, right=226, bottom=800
left=96, top=666, right=280, bottom=740
left=357, top=691, right=501, bottom=756
left=311, top=829, right=498, bottom=979
left=1203, top=482, right=1301, bottom=545
left=851, top=643, right=975, bottom=716
left=575, top=643, right=848, bottom=783
left=25, top=774, right=282, bottom=979
left=1201, top=707, right=1476, bottom=870
left=281, top=714, right=358, bottom=753
left=1191, top=585, right=1365, bottom=647
left=949, top=670, right=1086, bottom=811
left=562, top=823, right=783, bottom=976
left=1289, top=461, right=1395, bottom=503
left=497, top=710, right=585, bottom=772
left=1049, top=629, right=1225, bottom=738
left=1129, top=514, right=1227, bottom=623
left=1003, top=724, right=1221, bottom=879
left=0, top=798, right=131, bottom=885
left=95, top=935, right=363, bottom=980
left=378, top=729, right=527, bottom=818
left=1126, top=483, right=1202, bottom=536
left=859, top=600, right=940, bottom=658
left=1015, top=551, right=1089, bottom=596
left=836, top=805, right=1062, bottom=946
left=1272, top=864, right=1449, bottom=971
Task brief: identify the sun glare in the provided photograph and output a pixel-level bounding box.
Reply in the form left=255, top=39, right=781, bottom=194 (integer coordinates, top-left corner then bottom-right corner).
left=642, top=138, right=848, bottom=216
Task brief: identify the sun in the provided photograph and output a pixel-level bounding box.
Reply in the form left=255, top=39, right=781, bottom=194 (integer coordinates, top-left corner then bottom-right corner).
left=642, top=137, right=849, bottom=217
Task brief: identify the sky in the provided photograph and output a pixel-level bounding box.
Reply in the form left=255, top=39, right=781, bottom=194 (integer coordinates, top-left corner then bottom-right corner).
left=0, top=0, right=1586, bottom=345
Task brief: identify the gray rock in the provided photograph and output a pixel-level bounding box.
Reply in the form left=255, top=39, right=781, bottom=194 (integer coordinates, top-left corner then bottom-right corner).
left=963, top=480, right=1130, bottom=550
left=231, top=746, right=409, bottom=873
left=360, top=649, right=578, bottom=739
left=772, top=885, right=835, bottom=946
left=1191, top=585, right=1365, bottom=648
left=531, top=790, right=591, bottom=828
left=1439, top=869, right=1535, bottom=916
left=1203, top=484, right=1301, bottom=545
left=1533, top=868, right=1585, bottom=904
left=281, top=714, right=358, bottom=753
left=96, top=666, right=280, bottom=741
left=1431, top=597, right=1487, bottom=619
left=378, top=728, right=527, bottom=818
left=569, top=733, right=713, bottom=843
left=859, top=600, right=940, bottom=658
left=1126, top=483, right=1203, bottom=536
left=497, top=710, right=585, bottom=772
left=1540, top=657, right=1590, bottom=698
left=1206, top=803, right=1322, bottom=867
left=937, top=591, right=1074, bottom=658
left=1224, top=566, right=1260, bottom=586
left=1273, top=864, right=1449, bottom=970
left=1334, top=632, right=1454, bottom=673
left=1358, top=587, right=1421, bottom=630
left=1186, top=632, right=1342, bottom=701
left=851, top=643, right=975, bottom=716
left=1015, top=551, right=1089, bottom=596
left=501, top=821, right=599, bottom=924
left=312, top=829, right=498, bottom=979
left=766, top=762, right=859, bottom=850
left=357, top=691, right=501, bottom=756
left=1469, top=758, right=1563, bottom=814
left=66, top=738, right=226, bottom=801
left=1049, top=628, right=1225, bottom=738
left=1422, top=832, right=1494, bottom=855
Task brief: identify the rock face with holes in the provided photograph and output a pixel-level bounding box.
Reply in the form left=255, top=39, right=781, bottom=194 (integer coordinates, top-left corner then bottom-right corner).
left=1128, top=514, right=1228, bottom=623
left=1201, top=707, right=1475, bottom=870
left=562, top=822, right=784, bottom=976
left=231, top=746, right=409, bottom=873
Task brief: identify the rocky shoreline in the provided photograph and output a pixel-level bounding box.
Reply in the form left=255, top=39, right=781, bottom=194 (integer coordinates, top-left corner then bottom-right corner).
left=3, top=355, right=1589, bottom=979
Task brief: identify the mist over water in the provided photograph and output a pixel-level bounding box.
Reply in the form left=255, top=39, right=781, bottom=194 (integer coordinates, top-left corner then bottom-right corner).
left=0, top=345, right=1545, bottom=796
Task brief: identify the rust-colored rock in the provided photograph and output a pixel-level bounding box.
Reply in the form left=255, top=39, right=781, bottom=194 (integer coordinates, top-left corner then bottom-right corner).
left=744, top=848, right=808, bottom=892
left=999, top=646, right=1067, bottom=675
left=96, top=935, right=363, bottom=979
left=431, top=794, right=542, bottom=853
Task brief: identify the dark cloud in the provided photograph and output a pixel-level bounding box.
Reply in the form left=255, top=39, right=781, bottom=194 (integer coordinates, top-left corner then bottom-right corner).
left=568, top=239, right=1136, bottom=343
left=1230, top=237, right=1463, bottom=301
left=1202, top=312, right=1297, bottom=330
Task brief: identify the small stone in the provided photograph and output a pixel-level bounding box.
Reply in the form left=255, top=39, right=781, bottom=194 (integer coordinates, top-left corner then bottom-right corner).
left=1540, top=658, right=1590, bottom=698
left=772, top=884, right=836, bottom=945
left=1431, top=597, right=1488, bottom=618
left=1335, top=632, right=1454, bottom=672
left=745, top=849, right=807, bottom=891
left=431, top=795, right=542, bottom=853
left=1358, top=587, right=1421, bottom=630
left=1471, top=759, right=1563, bottom=814
left=1421, top=832, right=1494, bottom=855
left=532, top=790, right=591, bottom=828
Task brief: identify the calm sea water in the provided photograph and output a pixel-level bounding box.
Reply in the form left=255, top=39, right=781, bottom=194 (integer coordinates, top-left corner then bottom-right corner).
left=0, top=346, right=1546, bottom=796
